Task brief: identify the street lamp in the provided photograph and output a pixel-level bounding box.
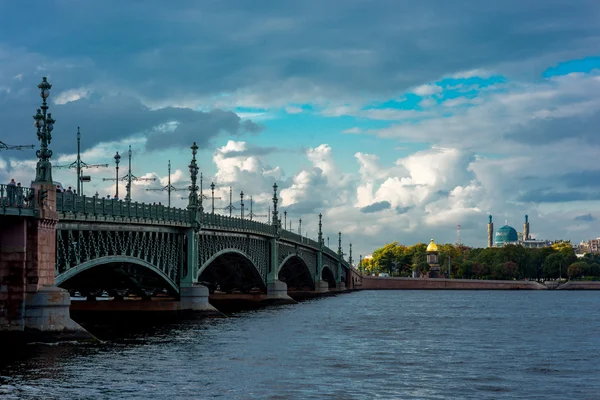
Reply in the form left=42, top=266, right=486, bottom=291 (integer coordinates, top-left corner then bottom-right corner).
left=299, top=218, right=302, bottom=236
left=240, top=191, right=244, bottom=218
left=284, top=210, right=287, bottom=230
left=33, top=76, right=55, bottom=183
left=113, top=151, right=121, bottom=198
left=210, top=181, right=217, bottom=214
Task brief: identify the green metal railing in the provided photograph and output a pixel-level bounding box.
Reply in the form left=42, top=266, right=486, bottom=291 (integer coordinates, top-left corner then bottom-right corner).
left=56, top=192, right=190, bottom=223
left=55, top=193, right=348, bottom=266
left=0, top=183, right=35, bottom=214
left=202, top=212, right=276, bottom=236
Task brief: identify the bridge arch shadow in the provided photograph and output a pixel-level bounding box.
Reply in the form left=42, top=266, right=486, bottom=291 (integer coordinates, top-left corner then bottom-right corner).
left=56, top=255, right=179, bottom=299
left=322, top=266, right=336, bottom=288
left=198, top=249, right=266, bottom=294
left=277, top=254, right=314, bottom=291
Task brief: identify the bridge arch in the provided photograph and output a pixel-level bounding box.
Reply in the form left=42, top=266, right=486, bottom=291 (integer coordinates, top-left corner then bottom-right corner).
left=321, top=265, right=336, bottom=288
left=277, top=254, right=314, bottom=290
left=198, top=248, right=266, bottom=293
left=55, top=255, right=180, bottom=294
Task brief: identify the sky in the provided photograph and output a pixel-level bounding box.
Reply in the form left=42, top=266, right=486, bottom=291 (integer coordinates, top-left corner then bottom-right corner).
left=1, top=0, right=600, bottom=258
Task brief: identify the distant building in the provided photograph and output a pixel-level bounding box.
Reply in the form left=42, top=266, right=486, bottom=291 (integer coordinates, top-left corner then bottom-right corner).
left=426, top=239, right=441, bottom=278
left=486, top=215, right=565, bottom=249
left=588, top=238, right=600, bottom=254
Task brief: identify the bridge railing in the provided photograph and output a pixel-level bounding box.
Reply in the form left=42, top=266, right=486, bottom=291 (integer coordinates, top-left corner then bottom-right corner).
left=56, top=192, right=190, bottom=223
left=202, top=212, right=276, bottom=235
left=279, top=229, right=322, bottom=250
left=0, top=183, right=35, bottom=211
left=323, top=246, right=342, bottom=261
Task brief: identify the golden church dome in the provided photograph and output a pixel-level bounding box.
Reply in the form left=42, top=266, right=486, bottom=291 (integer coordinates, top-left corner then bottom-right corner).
left=426, top=239, right=438, bottom=252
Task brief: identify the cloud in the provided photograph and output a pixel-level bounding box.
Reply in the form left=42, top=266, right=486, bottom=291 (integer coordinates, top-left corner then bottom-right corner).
left=0, top=90, right=262, bottom=160
left=285, top=105, right=303, bottom=114
left=2, top=2, right=600, bottom=258
left=54, top=87, right=90, bottom=105
left=360, top=201, right=391, bottom=213
left=343, top=127, right=362, bottom=134
left=413, top=84, right=442, bottom=96
left=575, top=213, right=594, bottom=222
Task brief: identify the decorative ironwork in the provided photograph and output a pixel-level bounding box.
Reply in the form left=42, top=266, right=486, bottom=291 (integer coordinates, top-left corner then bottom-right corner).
left=188, top=142, right=199, bottom=211
left=198, top=232, right=269, bottom=283
left=33, top=77, right=55, bottom=183
left=271, top=183, right=279, bottom=227
left=277, top=242, right=318, bottom=278
left=322, top=253, right=339, bottom=280
left=277, top=242, right=297, bottom=269
left=56, top=192, right=190, bottom=225
left=55, top=226, right=183, bottom=288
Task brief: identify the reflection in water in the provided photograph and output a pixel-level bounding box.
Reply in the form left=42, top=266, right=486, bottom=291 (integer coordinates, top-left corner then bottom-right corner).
left=2, top=291, right=600, bottom=399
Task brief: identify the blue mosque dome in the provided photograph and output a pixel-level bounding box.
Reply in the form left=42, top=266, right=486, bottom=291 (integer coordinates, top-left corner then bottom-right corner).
left=494, top=225, right=518, bottom=246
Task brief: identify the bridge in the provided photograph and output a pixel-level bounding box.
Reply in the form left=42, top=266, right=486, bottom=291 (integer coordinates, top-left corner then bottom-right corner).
left=0, top=78, right=361, bottom=342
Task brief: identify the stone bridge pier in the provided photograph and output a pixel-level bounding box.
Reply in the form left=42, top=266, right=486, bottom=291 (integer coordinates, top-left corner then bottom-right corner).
left=0, top=183, right=93, bottom=342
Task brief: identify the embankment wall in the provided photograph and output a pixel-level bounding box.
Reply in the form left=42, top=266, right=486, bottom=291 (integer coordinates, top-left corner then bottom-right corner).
left=362, top=276, right=547, bottom=290
left=557, top=281, right=600, bottom=290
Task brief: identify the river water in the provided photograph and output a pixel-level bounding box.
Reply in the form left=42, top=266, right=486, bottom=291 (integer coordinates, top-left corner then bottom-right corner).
left=1, top=291, right=599, bottom=399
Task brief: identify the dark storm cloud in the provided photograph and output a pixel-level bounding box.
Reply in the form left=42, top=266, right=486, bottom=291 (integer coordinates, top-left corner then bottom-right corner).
left=505, top=111, right=600, bottom=146
left=518, top=190, right=600, bottom=203
left=1, top=0, right=598, bottom=105
left=395, top=206, right=413, bottom=214
left=574, top=213, right=594, bottom=222
left=0, top=90, right=261, bottom=158
left=220, top=146, right=282, bottom=159
left=360, top=201, right=391, bottom=213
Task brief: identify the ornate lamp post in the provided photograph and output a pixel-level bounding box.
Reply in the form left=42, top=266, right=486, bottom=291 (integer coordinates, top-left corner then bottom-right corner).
left=284, top=210, right=287, bottom=230
left=240, top=191, right=244, bottom=218
left=349, top=243, right=353, bottom=267
left=271, top=183, right=279, bottom=227
left=318, top=213, right=323, bottom=247
left=210, top=182, right=216, bottom=213
left=338, top=232, right=342, bottom=256
left=188, top=142, right=199, bottom=211
left=198, top=172, right=204, bottom=213
left=113, top=152, right=121, bottom=198
left=33, top=77, right=56, bottom=183
left=298, top=218, right=302, bottom=236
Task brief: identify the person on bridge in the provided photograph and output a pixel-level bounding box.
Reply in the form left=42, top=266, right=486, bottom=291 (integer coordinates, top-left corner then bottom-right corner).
left=6, top=178, right=16, bottom=206
left=113, top=194, right=119, bottom=200
left=15, top=182, right=23, bottom=207
left=66, top=186, right=73, bottom=194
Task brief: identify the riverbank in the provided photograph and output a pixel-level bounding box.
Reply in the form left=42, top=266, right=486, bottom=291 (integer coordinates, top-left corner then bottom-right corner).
left=556, top=281, right=600, bottom=290
left=362, top=276, right=547, bottom=290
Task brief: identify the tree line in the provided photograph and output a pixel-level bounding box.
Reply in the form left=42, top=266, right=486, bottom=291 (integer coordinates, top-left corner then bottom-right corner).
left=361, top=242, right=600, bottom=281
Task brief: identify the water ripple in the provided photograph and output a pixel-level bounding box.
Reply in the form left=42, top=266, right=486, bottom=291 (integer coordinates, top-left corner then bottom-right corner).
left=1, top=291, right=600, bottom=399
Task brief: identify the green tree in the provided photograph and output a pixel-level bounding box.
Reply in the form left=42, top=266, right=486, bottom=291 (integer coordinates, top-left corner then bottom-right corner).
left=589, top=263, right=600, bottom=277
left=567, top=261, right=588, bottom=279
left=543, top=253, right=566, bottom=279
left=503, top=261, right=518, bottom=279
left=471, top=262, right=487, bottom=279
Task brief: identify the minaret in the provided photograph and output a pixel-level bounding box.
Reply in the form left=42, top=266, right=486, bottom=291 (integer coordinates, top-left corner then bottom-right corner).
left=487, top=215, right=494, bottom=248
left=523, top=215, right=529, bottom=241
